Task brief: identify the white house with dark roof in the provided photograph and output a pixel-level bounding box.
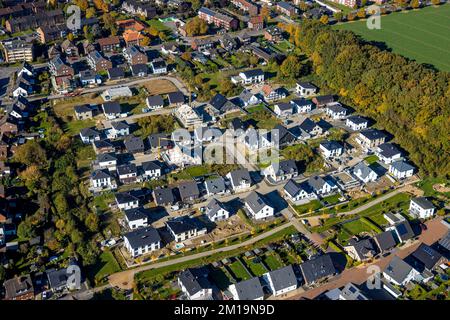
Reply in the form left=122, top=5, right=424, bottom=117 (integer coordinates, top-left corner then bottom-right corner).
left=228, top=277, right=264, bottom=300
left=150, top=58, right=167, bottom=74
left=102, top=101, right=122, bottom=120
left=124, top=226, right=161, bottom=258
left=233, top=69, right=264, bottom=85
left=299, top=118, right=323, bottom=136
left=290, top=98, right=313, bottom=113
left=409, top=197, right=435, bottom=219
left=307, top=176, right=334, bottom=195
left=263, top=265, right=298, bottom=296
left=108, top=121, right=130, bottom=139
left=204, top=176, right=228, bottom=196
left=124, top=208, right=149, bottom=229
left=283, top=179, right=317, bottom=204
left=79, top=127, right=101, bottom=144
left=244, top=191, right=274, bottom=220
left=146, top=95, right=164, bottom=110
left=274, top=102, right=293, bottom=118
left=166, top=216, right=207, bottom=242
left=226, top=169, right=252, bottom=192
left=296, top=82, right=317, bottom=97
left=319, top=140, right=343, bottom=159
left=326, top=103, right=348, bottom=120
left=97, top=153, right=117, bottom=171
left=90, top=169, right=117, bottom=192
left=262, top=159, right=298, bottom=182
left=205, top=198, right=230, bottom=222
left=375, top=143, right=402, bottom=164
left=389, top=161, right=415, bottom=179
left=239, top=89, right=263, bottom=107
left=383, top=256, right=419, bottom=286
left=142, top=161, right=162, bottom=179
left=346, top=116, right=368, bottom=131
left=115, top=192, right=139, bottom=211
left=178, top=267, right=213, bottom=300
left=357, top=129, right=387, bottom=149
left=353, top=162, right=378, bottom=183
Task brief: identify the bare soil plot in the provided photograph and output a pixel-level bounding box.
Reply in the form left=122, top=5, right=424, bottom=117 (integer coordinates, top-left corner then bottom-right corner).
left=142, top=79, right=178, bottom=95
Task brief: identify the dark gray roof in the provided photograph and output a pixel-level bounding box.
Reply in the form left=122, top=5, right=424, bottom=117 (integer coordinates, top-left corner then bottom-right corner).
left=108, top=67, right=124, bottom=79
left=390, top=160, right=414, bottom=173
left=146, top=95, right=164, bottom=107
left=168, top=91, right=184, bottom=104
left=314, top=95, right=334, bottom=105
left=117, top=163, right=137, bottom=175
left=93, top=139, right=114, bottom=149
left=411, top=197, right=434, bottom=210
left=47, top=268, right=68, bottom=289
left=131, top=63, right=148, bottom=76
left=228, top=169, right=251, bottom=186
left=320, top=140, right=343, bottom=152
left=148, top=133, right=171, bottom=148
left=266, top=265, right=297, bottom=291
left=347, top=115, right=368, bottom=125
left=308, top=176, right=328, bottom=191
left=209, top=93, right=238, bottom=113
left=151, top=59, right=167, bottom=69
left=80, top=127, right=100, bottom=137
left=124, top=207, right=149, bottom=222
left=74, top=104, right=93, bottom=113
left=276, top=102, right=292, bottom=111
left=153, top=187, right=175, bottom=205
left=374, top=231, right=397, bottom=252
left=124, top=226, right=161, bottom=249
left=178, top=267, right=212, bottom=296
left=383, top=256, right=414, bottom=284
left=241, top=68, right=264, bottom=78
left=229, top=118, right=248, bottom=131
left=284, top=179, right=313, bottom=198
left=291, top=98, right=313, bottom=107
left=411, top=243, right=443, bottom=270
left=115, top=192, right=139, bottom=204
left=80, top=69, right=96, bottom=80
left=111, top=121, right=129, bottom=130
left=438, top=231, right=450, bottom=251
left=142, top=160, right=162, bottom=172
left=378, top=143, right=401, bottom=158
left=97, top=152, right=117, bottom=163
left=103, top=101, right=121, bottom=114
left=327, top=104, right=347, bottom=113
left=300, top=254, right=336, bottom=284
left=272, top=159, right=298, bottom=176
left=354, top=162, right=376, bottom=179
left=296, top=82, right=316, bottom=89
left=124, top=136, right=144, bottom=153
left=233, top=277, right=264, bottom=300
left=360, top=129, right=386, bottom=141
left=206, top=198, right=228, bottom=218
left=299, top=118, right=318, bottom=133
left=394, top=221, right=415, bottom=242
left=91, top=169, right=112, bottom=180
left=178, top=180, right=200, bottom=200
left=245, top=191, right=271, bottom=213
left=166, top=216, right=205, bottom=235
left=347, top=238, right=378, bottom=260
left=205, top=177, right=226, bottom=194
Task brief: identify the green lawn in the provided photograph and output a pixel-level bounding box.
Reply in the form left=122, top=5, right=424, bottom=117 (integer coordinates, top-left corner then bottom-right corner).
left=243, top=258, right=268, bottom=277
left=334, top=4, right=450, bottom=71
left=64, top=119, right=96, bottom=136
left=364, top=155, right=379, bottom=165
left=341, top=219, right=373, bottom=236
left=88, top=251, right=122, bottom=285
left=322, top=194, right=342, bottom=206
left=228, top=260, right=252, bottom=282
left=293, top=200, right=324, bottom=215
left=416, top=177, right=450, bottom=199
left=263, top=253, right=283, bottom=271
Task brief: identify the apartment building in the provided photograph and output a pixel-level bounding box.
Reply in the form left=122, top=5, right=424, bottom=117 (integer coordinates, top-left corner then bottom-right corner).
left=1, top=38, right=34, bottom=63
left=198, top=7, right=238, bottom=31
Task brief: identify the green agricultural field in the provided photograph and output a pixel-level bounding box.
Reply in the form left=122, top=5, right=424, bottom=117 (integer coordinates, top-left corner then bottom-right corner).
left=334, top=5, right=450, bottom=71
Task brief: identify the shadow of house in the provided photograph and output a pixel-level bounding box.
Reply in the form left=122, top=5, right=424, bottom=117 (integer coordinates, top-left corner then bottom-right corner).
left=264, top=190, right=288, bottom=213
left=328, top=252, right=347, bottom=273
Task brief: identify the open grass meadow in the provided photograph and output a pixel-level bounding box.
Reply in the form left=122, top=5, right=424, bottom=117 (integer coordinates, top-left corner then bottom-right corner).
left=334, top=4, right=450, bottom=71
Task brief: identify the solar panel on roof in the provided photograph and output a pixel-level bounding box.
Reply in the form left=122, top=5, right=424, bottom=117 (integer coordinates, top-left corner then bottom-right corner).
left=423, top=246, right=435, bottom=256
left=397, top=224, right=408, bottom=235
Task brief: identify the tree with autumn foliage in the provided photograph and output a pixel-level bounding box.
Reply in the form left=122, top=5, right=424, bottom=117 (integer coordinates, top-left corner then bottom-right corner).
left=184, top=17, right=208, bottom=36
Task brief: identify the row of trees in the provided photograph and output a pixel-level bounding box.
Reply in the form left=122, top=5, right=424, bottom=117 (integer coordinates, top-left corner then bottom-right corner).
left=284, top=20, right=450, bottom=178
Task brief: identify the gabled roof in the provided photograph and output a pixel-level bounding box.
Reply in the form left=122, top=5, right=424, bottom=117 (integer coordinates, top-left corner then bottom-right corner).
left=206, top=198, right=229, bottom=218
left=291, top=98, right=313, bottom=107
left=103, top=101, right=121, bottom=114
left=91, top=169, right=112, bottom=181
left=296, top=82, right=316, bottom=89
left=270, top=159, right=298, bottom=176
left=354, top=162, right=376, bottom=179
left=168, top=91, right=184, bottom=104
left=124, top=207, right=150, bottom=222
left=229, top=118, right=249, bottom=131
left=148, top=133, right=171, bottom=149
left=394, top=221, right=415, bottom=242
left=74, top=104, right=93, bottom=114
left=151, top=59, right=167, bottom=69
left=153, top=187, right=175, bottom=205
left=347, top=115, right=368, bottom=125
left=97, top=152, right=117, bottom=163
left=115, top=192, right=139, bottom=204
left=131, top=63, right=148, bottom=75
left=46, top=268, right=68, bottom=289
left=300, top=254, right=336, bottom=284
left=314, top=95, right=334, bottom=105
left=299, top=118, right=319, bottom=133
left=166, top=216, right=205, bottom=235
left=124, top=226, right=161, bottom=249
left=205, top=177, right=226, bottom=194
left=378, top=143, right=401, bottom=158
left=241, top=68, right=264, bottom=78
left=411, top=197, right=434, bottom=210
left=80, top=127, right=100, bottom=138
left=383, top=256, right=415, bottom=284
left=360, top=129, right=386, bottom=141
left=146, top=95, right=164, bottom=107
left=327, top=103, right=347, bottom=114
left=228, top=169, right=251, bottom=187
left=410, top=243, right=443, bottom=270
left=245, top=191, right=271, bottom=213
left=124, top=136, right=144, bottom=153
left=108, top=67, right=125, bottom=79
left=142, top=160, right=162, bottom=172
left=374, top=231, right=397, bottom=252
left=308, top=176, right=328, bottom=191
left=111, top=121, right=129, bottom=131
left=390, top=160, right=414, bottom=173
left=276, top=102, right=292, bottom=112
left=233, top=277, right=264, bottom=300
left=117, top=163, right=137, bottom=175
left=97, top=36, right=121, bottom=46
left=178, top=180, right=200, bottom=200
left=266, top=265, right=297, bottom=292
left=178, top=267, right=212, bottom=297
left=438, top=231, right=450, bottom=251
left=347, top=237, right=378, bottom=260
left=320, top=140, right=343, bottom=152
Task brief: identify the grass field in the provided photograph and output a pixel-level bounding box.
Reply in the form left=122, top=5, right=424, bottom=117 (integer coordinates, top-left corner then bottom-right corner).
left=228, top=260, right=251, bottom=282
left=334, top=5, right=450, bottom=71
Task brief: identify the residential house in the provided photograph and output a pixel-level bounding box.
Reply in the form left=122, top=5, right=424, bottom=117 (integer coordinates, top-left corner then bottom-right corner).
left=208, top=93, right=240, bottom=115
left=124, top=208, right=149, bottom=230
left=6, top=9, right=64, bottom=33
left=1, top=37, right=34, bottom=63
left=102, top=101, right=122, bottom=120
left=263, top=159, right=298, bottom=182
left=161, top=42, right=181, bottom=55
left=74, top=105, right=95, bottom=120
left=383, top=256, right=419, bottom=286
left=153, top=187, right=176, bottom=206
left=123, top=29, right=145, bottom=47
left=198, top=7, right=238, bottom=30
left=146, top=95, right=165, bottom=110
left=49, top=56, right=74, bottom=77
left=37, top=24, right=67, bottom=44
left=274, top=102, right=294, bottom=118
left=107, top=67, right=125, bottom=81
left=117, top=163, right=139, bottom=184
left=300, top=254, right=336, bottom=285
left=344, top=238, right=379, bottom=262
left=93, top=140, right=115, bottom=155
left=346, top=116, right=368, bottom=131
left=220, top=34, right=237, bottom=52
left=124, top=226, right=161, bottom=258
left=115, top=192, right=140, bottom=211
left=264, top=26, right=283, bottom=42
left=276, top=1, right=297, bottom=17
left=299, top=118, right=322, bottom=136
left=130, top=64, right=148, bottom=77
left=238, top=89, right=263, bottom=108
left=387, top=221, right=415, bottom=244
left=90, top=169, right=117, bottom=191
left=353, top=162, right=378, bottom=183
left=244, top=191, right=275, bottom=220
left=228, top=277, right=264, bottom=300
left=174, top=104, right=203, bottom=127
left=409, top=243, right=447, bottom=272
left=373, top=231, right=397, bottom=254
left=121, top=0, right=157, bottom=19
left=283, top=179, right=317, bottom=204
left=87, top=50, right=113, bottom=72
left=233, top=69, right=264, bottom=85
left=97, top=153, right=117, bottom=171
left=248, top=15, right=264, bottom=30
left=307, top=176, right=334, bottom=195
left=166, top=216, right=207, bottom=242
left=124, top=136, right=145, bottom=155
left=205, top=198, right=230, bottom=222
left=226, top=169, right=252, bottom=192
left=312, top=95, right=335, bottom=107
left=296, top=82, right=317, bottom=97
left=178, top=267, right=213, bottom=300
left=97, top=36, right=121, bottom=53
left=178, top=180, right=200, bottom=203
left=374, top=144, right=402, bottom=165
left=148, top=133, right=172, bottom=151
left=262, top=85, right=286, bottom=101
left=60, top=40, right=78, bottom=59
left=123, top=45, right=148, bottom=65
left=319, top=140, right=344, bottom=159
left=190, top=38, right=216, bottom=51
left=168, top=91, right=185, bottom=106
left=80, top=70, right=102, bottom=86
left=263, top=265, right=298, bottom=296
left=326, top=103, right=348, bottom=120
left=290, top=98, right=313, bottom=113
left=151, top=59, right=167, bottom=74
left=142, top=161, right=163, bottom=180
left=3, top=275, right=35, bottom=300
left=47, top=267, right=79, bottom=292
left=204, top=177, right=228, bottom=197
left=79, top=127, right=101, bottom=144
left=389, top=161, right=415, bottom=180
left=109, top=121, right=130, bottom=139
left=231, top=0, right=259, bottom=16
left=357, top=129, right=387, bottom=149
left=409, top=197, right=435, bottom=219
